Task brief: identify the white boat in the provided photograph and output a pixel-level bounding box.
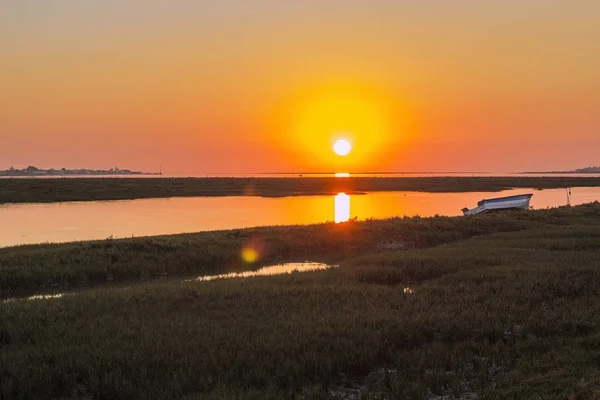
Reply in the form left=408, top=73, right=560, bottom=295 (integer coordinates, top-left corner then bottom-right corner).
left=462, top=193, right=533, bottom=216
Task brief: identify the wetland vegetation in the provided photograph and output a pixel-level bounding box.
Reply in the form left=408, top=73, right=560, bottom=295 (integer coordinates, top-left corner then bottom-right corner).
left=2, top=176, right=600, bottom=203
left=2, top=203, right=600, bottom=399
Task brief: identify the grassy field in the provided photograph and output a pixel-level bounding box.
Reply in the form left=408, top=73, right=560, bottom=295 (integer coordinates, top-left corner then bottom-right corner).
left=2, top=176, right=600, bottom=203
left=2, top=203, right=600, bottom=399
left=0, top=213, right=535, bottom=296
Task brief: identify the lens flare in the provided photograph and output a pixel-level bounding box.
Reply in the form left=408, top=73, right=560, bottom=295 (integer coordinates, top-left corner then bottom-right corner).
left=241, top=237, right=268, bottom=263
left=241, top=247, right=259, bottom=263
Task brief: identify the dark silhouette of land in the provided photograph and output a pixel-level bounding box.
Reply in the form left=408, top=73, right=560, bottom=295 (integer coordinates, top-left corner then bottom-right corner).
left=2, top=176, right=600, bottom=204
left=524, top=166, right=600, bottom=174
left=0, top=165, right=156, bottom=177
left=573, top=166, right=600, bottom=173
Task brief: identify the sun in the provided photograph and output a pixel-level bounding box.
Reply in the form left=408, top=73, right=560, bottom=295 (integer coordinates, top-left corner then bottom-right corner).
left=333, top=139, right=352, bottom=156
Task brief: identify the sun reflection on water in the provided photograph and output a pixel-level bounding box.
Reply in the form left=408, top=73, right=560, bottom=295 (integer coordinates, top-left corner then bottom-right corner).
left=335, top=193, right=351, bottom=223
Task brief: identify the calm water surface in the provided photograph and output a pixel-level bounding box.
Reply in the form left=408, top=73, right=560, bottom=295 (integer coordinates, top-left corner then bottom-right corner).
left=2, top=187, right=599, bottom=247
left=196, top=262, right=335, bottom=281
left=3, top=262, right=334, bottom=302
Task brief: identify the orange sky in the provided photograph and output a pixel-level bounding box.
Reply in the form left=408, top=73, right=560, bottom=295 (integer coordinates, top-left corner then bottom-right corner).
left=1, top=1, right=599, bottom=173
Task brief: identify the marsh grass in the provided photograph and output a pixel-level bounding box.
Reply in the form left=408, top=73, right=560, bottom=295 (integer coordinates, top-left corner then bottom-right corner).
left=2, top=203, right=600, bottom=399
left=2, top=176, right=600, bottom=203
left=0, top=211, right=540, bottom=295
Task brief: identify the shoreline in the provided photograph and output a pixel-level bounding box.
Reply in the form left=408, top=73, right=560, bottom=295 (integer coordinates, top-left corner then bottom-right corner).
left=3, top=203, right=600, bottom=398
left=2, top=176, right=600, bottom=204
left=0, top=207, right=542, bottom=295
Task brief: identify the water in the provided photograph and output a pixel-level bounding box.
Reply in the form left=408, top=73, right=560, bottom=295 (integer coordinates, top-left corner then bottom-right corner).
left=2, top=293, right=65, bottom=303
left=195, top=262, right=335, bottom=281
left=3, top=262, right=335, bottom=302
left=1, top=187, right=599, bottom=247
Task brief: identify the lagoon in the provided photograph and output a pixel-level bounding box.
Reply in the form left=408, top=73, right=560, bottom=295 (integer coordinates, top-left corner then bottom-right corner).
left=2, top=187, right=599, bottom=247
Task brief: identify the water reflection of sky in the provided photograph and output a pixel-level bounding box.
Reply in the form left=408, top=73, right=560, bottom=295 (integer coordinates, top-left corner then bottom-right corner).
left=2, top=263, right=336, bottom=302
left=1, top=187, right=600, bottom=247
left=196, top=262, right=335, bottom=281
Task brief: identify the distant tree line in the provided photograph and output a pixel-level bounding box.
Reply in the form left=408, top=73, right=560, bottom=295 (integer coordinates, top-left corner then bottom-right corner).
left=574, top=166, right=600, bottom=173
left=0, top=166, right=144, bottom=176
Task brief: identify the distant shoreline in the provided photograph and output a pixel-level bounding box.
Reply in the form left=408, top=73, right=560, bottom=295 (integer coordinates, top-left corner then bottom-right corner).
left=523, top=171, right=600, bottom=174
left=522, top=167, right=600, bottom=174
left=1, top=176, right=600, bottom=204
left=0, top=167, right=160, bottom=177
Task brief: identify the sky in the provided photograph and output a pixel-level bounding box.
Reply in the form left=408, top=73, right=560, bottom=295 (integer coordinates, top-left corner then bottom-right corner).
left=1, top=0, right=599, bottom=173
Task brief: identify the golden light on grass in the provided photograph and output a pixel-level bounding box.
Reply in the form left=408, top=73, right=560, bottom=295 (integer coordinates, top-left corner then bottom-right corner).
left=334, top=193, right=350, bottom=223
left=333, top=138, right=352, bottom=156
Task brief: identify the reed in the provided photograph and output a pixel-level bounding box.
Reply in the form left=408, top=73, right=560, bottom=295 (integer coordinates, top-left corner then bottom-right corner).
left=2, top=203, right=600, bottom=399
left=2, top=176, right=600, bottom=203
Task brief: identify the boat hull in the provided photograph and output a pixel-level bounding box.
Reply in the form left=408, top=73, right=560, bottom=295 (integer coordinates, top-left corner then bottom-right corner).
left=462, top=194, right=533, bottom=216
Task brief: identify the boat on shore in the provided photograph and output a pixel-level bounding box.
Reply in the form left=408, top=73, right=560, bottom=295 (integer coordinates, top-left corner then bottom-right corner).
left=462, top=193, right=533, bottom=215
